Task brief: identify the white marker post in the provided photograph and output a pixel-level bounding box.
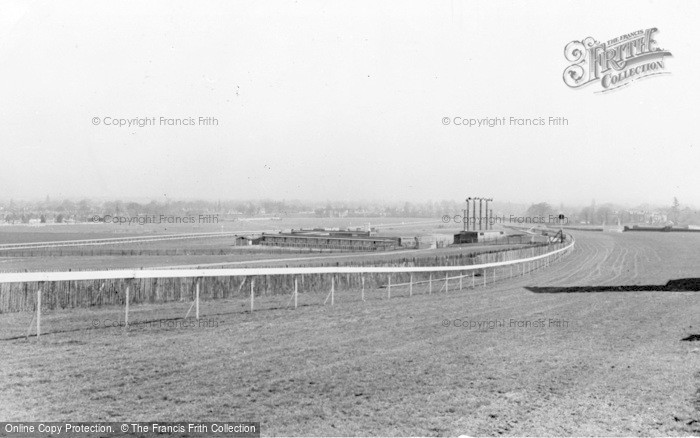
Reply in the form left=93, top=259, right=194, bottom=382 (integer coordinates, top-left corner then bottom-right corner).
left=409, top=274, right=413, bottom=297
left=294, top=278, right=298, bottom=309
left=36, top=282, right=43, bottom=340
left=124, top=280, right=130, bottom=333
left=195, top=278, right=200, bottom=320
left=387, top=275, right=391, bottom=299
left=331, top=276, right=335, bottom=306
left=250, top=279, right=255, bottom=313
left=361, top=276, right=365, bottom=301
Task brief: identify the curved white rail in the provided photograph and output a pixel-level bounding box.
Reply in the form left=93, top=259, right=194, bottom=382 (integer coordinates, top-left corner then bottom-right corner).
left=0, top=239, right=574, bottom=284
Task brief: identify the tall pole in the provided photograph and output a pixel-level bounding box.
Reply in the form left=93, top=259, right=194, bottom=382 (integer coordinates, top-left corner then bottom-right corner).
left=479, top=198, right=483, bottom=231
left=465, top=198, right=470, bottom=231
left=485, top=199, right=489, bottom=231
left=484, top=198, right=493, bottom=230
left=472, top=197, right=477, bottom=234
left=463, top=206, right=467, bottom=231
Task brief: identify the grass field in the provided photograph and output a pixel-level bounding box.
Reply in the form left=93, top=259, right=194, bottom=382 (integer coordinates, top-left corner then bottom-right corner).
left=0, top=217, right=455, bottom=272
left=1, top=232, right=699, bottom=436
left=0, top=217, right=446, bottom=242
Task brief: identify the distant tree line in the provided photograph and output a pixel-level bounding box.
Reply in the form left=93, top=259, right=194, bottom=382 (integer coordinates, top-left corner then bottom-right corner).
left=1, top=197, right=698, bottom=226
left=525, top=197, right=700, bottom=226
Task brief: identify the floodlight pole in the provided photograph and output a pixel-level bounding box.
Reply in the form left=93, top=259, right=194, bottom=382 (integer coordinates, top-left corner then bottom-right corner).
left=485, top=199, right=489, bottom=231
left=484, top=198, right=493, bottom=230
left=479, top=198, right=483, bottom=231
left=465, top=198, right=471, bottom=231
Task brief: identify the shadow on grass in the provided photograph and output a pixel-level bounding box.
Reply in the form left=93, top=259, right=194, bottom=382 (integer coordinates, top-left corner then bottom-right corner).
left=526, top=278, right=700, bottom=294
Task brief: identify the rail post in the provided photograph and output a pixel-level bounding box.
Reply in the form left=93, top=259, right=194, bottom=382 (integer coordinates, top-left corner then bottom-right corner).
left=429, top=273, right=432, bottom=294
left=294, top=277, right=298, bottom=309
left=195, top=277, right=201, bottom=320
left=124, top=279, right=131, bottom=333
left=361, top=275, right=365, bottom=301
left=387, top=275, right=391, bottom=299
left=36, top=282, right=43, bottom=340
left=409, top=274, right=413, bottom=297
left=331, top=276, right=335, bottom=306
left=445, top=272, right=448, bottom=292
left=250, top=279, right=255, bottom=313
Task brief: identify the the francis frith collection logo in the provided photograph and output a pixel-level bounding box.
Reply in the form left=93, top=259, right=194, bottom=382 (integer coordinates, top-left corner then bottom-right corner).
left=563, top=28, right=672, bottom=93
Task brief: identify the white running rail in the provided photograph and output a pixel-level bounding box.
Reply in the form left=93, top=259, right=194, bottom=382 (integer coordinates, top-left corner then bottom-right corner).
left=0, top=239, right=574, bottom=284
left=0, top=232, right=243, bottom=251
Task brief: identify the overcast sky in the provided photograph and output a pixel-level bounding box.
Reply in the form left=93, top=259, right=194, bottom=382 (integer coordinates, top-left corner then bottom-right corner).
left=1, top=0, right=698, bottom=207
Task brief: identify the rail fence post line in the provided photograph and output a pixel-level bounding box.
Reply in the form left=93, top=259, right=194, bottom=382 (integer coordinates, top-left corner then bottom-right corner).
left=459, top=273, right=463, bottom=290
left=409, top=274, right=413, bottom=297
left=445, top=272, right=448, bottom=293
left=387, top=275, right=391, bottom=299
left=429, top=273, right=432, bottom=294
left=331, top=276, right=335, bottom=306
left=294, top=277, right=298, bottom=309
left=493, top=269, right=496, bottom=284
left=472, top=272, right=475, bottom=288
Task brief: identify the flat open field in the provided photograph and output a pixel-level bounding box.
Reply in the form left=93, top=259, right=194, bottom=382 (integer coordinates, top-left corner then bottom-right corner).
left=0, top=241, right=527, bottom=272
left=0, top=217, right=445, bottom=243
left=0, top=217, right=458, bottom=272
left=1, top=232, right=699, bottom=436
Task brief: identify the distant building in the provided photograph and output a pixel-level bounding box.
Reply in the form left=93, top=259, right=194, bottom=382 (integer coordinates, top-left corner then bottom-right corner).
left=453, top=230, right=504, bottom=244
left=396, top=236, right=419, bottom=248
left=258, top=232, right=398, bottom=251
left=290, top=228, right=373, bottom=237
left=234, top=236, right=253, bottom=246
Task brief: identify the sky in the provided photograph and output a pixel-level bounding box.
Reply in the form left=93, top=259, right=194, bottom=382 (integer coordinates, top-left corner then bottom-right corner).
left=0, top=0, right=698, bottom=208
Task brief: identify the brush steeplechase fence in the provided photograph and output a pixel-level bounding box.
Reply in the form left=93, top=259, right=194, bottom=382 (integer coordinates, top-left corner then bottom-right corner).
left=0, top=237, right=574, bottom=341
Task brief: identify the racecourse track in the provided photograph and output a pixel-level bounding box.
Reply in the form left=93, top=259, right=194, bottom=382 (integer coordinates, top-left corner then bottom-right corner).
left=1, top=231, right=698, bottom=436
